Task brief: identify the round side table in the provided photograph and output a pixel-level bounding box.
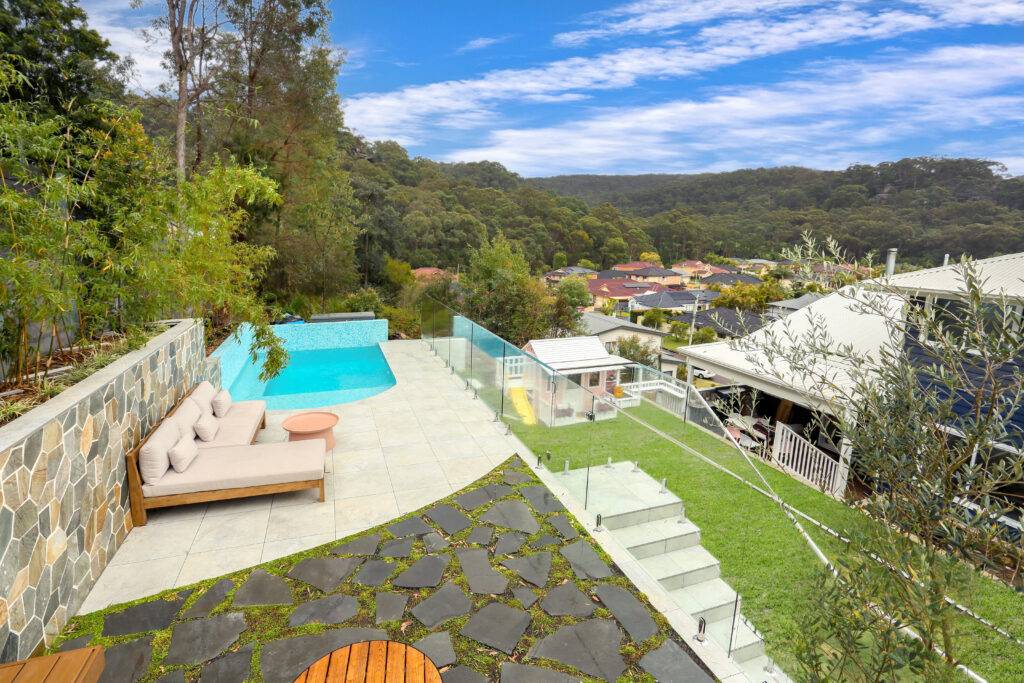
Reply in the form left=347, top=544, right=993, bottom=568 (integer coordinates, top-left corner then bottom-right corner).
left=293, top=640, right=441, bottom=682
left=281, top=411, right=339, bottom=450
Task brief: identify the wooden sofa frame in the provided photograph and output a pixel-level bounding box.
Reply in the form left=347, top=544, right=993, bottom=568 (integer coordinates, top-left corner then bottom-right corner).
left=126, top=384, right=325, bottom=526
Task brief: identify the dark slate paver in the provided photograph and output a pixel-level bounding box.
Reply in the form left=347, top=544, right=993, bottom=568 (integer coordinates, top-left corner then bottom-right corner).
left=375, top=592, right=408, bottom=623
left=198, top=644, right=253, bottom=683
left=353, top=559, right=395, bottom=587
left=493, top=532, right=526, bottom=556
left=548, top=514, right=579, bottom=541
left=393, top=554, right=450, bottom=588
left=540, top=582, right=595, bottom=617
left=388, top=516, right=433, bottom=537
left=98, top=636, right=152, bottom=683
left=183, top=579, right=233, bottom=619
left=331, top=533, right=380, bottom=556
left=425, top=503, right=473, bottom=535
left=500, top=663, right=579, bottom=682
left=512, top=586, right=539, bottom=608
left=410, top=581, right=471, bottom=628
left=460, top=602, right=531, bottom=655
left=593, top=584, right=657, bottom=642
left=466, top=525, right=493, bottom=545
left=261, top=628, right=387, bottom=683
left=560, top=540, right=612, bottom=580
left=288, top=594, right=359, bottom=627
left=103, top=596, right=185, bottom=636
left=423, top=531, right=450, bottom=552
left=502, top=471, right=533, bottom=485
left=529, top=533, right=560, bottom=548
left=456, top=548, right=508, bottom=595
left=155, top=671, right=185, bottom=683
left=287, top=557, right=363, bottom=593
left=481, top=500, right=540, bottom=534
left=520, top=485, right=566, bottom=514
left=455, top=484, right=513, bottom=510
left=413, top=631, right=457, bottom=668
left=639, top=640, right=714, bottom=683
left=379, top=536, right=414, bottom=558
left=58, top=635, right=91, bottom=652
left=442, top=666, right=489, bottom=683
left=164, top=612, right=246, bottom=666
left=233, top=570, right=292, bottom=607
left=528, top=619, right=625, bottom=682
left=500, top=552, right=551, bottom=588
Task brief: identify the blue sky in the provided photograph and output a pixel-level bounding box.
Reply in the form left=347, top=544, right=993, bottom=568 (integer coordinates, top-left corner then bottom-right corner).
left=85, top=0, right=1024, bottom=176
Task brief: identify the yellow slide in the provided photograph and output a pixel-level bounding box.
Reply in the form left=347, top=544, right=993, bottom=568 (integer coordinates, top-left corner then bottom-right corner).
left=509, top=387, right=537, bottom=425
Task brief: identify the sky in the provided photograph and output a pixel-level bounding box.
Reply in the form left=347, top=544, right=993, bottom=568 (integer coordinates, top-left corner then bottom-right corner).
left=83, top=0, right=1024, bottom=177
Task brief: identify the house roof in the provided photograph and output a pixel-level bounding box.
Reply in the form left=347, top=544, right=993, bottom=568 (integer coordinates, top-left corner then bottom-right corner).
left=768, top=292, right=825, bottom=311
left=412, top=267, right=450, bottom=279
left=676, top=287, right=904, bottom=412
left=631, top=290, right=719, bottom=309
left=525, top=336, right=631, bottom=373
left=672, top=307, right=766, bottom=337
left=594, top=269, right=630, bottom=280
left=627, top=266, right=679, bottom=277
left=702, top=272, right=763, bottom=286
left=612, top=261, right=661, bottom=271
left=581, top=312, right=668, bottom=337
left=545, top=266, right=596, bottom=278
left=881, top=252, right=1024, bottom=300
left=587, top=279, right=667, bottom=300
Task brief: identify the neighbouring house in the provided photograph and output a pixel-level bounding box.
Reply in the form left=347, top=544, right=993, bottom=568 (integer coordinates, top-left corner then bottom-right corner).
left=767, top=292, right=825, bottom=319
left=586, top=279, right=667, bottom=311
left=542, top=265, right=597, bottom=285
left=735, top=258, right=777, bottom=275
left=621, top=266, right=684, bottom=287
left=629, top=290, right=719, bottom=316
left=701, top=272, right=763, bottom=287
left=594, top=269, right=630, bottom=280
left=580, top=311, right=668, bottom=355
left=659, top=349, right=687, bottom=377
left=612, top=260, right=661, bottom=271
left=522, top=336, right=635, bottom=425
left=677, top=288, right=904, bottom=497
left=412, top=266, right=456, bottom=281
left=672, top=307, right=766, bottom=338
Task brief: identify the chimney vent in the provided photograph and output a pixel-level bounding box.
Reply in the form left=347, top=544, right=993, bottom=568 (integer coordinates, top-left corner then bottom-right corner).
left=885, top=248, right=897, bottom=278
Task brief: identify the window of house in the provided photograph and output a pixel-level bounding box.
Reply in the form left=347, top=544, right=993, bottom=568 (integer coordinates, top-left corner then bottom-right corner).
left=587, top=373, right=600, bottom=387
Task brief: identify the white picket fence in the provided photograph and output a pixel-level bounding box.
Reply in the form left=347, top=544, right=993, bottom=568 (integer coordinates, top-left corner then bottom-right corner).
left=771, top=423, right=847, bottom=497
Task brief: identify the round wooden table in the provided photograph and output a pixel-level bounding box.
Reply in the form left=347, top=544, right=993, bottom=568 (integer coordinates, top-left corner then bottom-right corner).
left=281, top=411, right=339, bottom=450
left=293, top=641, right=441, bottom=683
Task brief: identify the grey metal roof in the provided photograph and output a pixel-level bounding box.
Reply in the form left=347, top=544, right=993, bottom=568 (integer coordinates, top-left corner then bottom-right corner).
left=580, top=312, right=668, bottom=337
left=768, top=292, right=824, bottom=311
left=883, top=252, right=1024, bottom=300
left=632, top=290, right=720, bottom=308
left=701, top=272, right=763, bottom=286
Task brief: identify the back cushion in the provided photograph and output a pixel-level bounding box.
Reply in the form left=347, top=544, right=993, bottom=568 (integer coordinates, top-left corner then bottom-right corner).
left=191, top=381, right=217, bottom=414
left=172, top=398, right=202, bottom=439
left=139, top=420, right=179, bottom=484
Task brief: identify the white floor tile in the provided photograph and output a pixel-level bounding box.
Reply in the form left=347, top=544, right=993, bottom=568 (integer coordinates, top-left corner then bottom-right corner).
left=389, top=461, right=448, bottom=492
left=382, top=442, right=436, bottom=468
left=334, top=468, right=393, bottom=499
left=175, top=544, right=263, bottom=586
left=378, top=428, right=428, bottom=448
left=394, top=485, right=453, bottom=515
left=335, top=493, right=400, bottom=531
left=190, top=509, right=270, bottom=553
left=203, top=495, right=273, bottom=518
left=77, top=555, right=185, bottom=613
left=333, top=447, right=386, bottom=474
left=265, top=503, right=335, bottom=543
left=110, top=519, right=201, bottom=566
left=262, top=534, right=335, bottom=562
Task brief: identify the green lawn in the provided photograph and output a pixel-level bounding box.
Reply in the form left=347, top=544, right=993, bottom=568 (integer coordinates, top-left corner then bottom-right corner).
left=662, top=336, right=685, bottom=351
left=511, top=402, right=1024, bottom=682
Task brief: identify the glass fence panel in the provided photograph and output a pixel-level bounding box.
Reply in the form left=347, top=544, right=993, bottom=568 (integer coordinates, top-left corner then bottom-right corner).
left=468, top=322, right=508, bottom=416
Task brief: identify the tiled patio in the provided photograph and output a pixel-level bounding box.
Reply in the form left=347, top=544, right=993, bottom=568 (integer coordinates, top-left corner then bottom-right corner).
left=78, top=340, right=530, bottom=614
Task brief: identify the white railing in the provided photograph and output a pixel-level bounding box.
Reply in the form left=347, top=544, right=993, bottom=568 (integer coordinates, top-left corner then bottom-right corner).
left=771, top=423, right=846, bottom=497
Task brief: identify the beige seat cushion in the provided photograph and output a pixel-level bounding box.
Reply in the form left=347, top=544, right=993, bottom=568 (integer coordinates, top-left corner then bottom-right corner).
left=142, top=439, right=325, bottom=497
left=139, top=420, right=180, bottom=484
left=196, top=400, right=265, bottom=449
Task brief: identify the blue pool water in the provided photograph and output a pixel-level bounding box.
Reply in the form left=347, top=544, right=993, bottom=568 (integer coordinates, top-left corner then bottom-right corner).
left=213, top=320, right=394, bottom=409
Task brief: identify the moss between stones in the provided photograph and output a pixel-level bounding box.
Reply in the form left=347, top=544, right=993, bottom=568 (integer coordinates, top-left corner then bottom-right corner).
left=51, top=456, right=703, bottom=682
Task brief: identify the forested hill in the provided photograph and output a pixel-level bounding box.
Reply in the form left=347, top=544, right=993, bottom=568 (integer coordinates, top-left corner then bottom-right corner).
left=521, top=159, right=1024, bottom=264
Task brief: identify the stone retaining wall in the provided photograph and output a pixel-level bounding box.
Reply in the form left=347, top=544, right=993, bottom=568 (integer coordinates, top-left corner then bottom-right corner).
left=0, top=319, right=206, bottom=660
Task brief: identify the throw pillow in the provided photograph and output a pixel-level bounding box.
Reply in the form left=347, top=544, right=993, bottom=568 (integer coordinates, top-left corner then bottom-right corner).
left=212, top=389, right=233, bottom=418
left=195, top=412, right=220, bottom=442
left=168, top=434, right=199, bottom=473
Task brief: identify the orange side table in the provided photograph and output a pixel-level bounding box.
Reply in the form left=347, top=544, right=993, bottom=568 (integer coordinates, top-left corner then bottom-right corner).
left=281, top=411, right=339, bottom=450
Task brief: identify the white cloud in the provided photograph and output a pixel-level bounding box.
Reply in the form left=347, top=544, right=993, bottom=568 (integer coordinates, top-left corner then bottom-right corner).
left=552, top=0, right=821, bottom=47
left=82, top=0, right=168, bottom=92
left=343, top=1, right=1013, bottom=143
left=456, top=35, right=512, bottom=54
left=440, top=45, right=1024, bottom=175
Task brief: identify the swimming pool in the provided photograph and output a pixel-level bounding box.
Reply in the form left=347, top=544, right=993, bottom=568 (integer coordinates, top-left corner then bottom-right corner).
left=213, top=320, right=396, bottom=410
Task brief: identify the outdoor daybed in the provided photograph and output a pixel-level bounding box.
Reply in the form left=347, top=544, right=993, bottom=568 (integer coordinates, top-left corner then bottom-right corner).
left=126, top=381, right=326, bottom=525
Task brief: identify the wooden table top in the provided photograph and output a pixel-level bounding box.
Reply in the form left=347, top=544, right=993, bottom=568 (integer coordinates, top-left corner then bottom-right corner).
left=0, top=646, right=104, bottom=683
left=294, top=641, right=441, bottom=683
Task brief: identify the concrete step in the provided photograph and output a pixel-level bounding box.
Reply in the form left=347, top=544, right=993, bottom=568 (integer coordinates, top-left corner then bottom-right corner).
left=639, top=546, right=720, bottom=590
left=739, top=654, right=791, bottom=683
left=708, top=615, right=765, bottom=663
left=669, top=577, right=737, bottom=623
left=601, top=499, right=684, bottom=530
left=611, top=517, right=700, bottom=559
left=560, top=461, right=683, bottom=530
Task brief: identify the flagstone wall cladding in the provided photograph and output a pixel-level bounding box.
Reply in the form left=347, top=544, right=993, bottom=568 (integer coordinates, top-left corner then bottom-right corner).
left=0, top=319, right=206, bottom=662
